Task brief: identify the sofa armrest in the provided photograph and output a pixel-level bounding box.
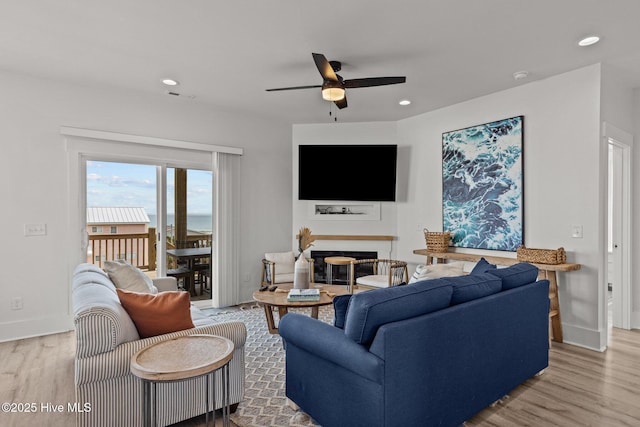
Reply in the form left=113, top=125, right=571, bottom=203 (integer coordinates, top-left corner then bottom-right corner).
left=279, top=313, right=383, bottom=383
left=153, top=276, right=178, bottom=292
left=75, top=321, right=246, bottom=385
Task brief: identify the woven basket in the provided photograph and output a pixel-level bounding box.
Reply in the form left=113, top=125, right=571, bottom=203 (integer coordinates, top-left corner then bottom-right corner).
left=516, top=246, right=566, bottom=265
left=424, top=229, right=450, bottom=252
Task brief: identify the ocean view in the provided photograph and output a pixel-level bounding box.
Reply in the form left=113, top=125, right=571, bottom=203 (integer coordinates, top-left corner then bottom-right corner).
left=148, top=214, right=212, bottom=233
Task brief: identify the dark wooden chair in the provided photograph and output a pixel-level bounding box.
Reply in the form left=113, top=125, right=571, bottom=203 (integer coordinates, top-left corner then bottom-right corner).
left=167, top=267, right=192, bottom=295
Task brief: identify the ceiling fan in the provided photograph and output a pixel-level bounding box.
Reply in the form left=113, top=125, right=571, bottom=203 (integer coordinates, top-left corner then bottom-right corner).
left=266, top=53, right=406, bottom=109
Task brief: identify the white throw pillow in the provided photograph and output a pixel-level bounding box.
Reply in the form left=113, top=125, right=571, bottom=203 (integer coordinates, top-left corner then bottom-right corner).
left=264, top=251, right=296, bottom=274
left=408, top=262, right=465, bottom=283
left=104, top=260, right=158, bottom=294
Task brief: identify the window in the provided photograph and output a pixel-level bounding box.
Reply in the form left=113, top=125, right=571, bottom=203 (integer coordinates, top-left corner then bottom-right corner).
left=91, top=226, right=103, bottom=233
left=110, top=226, right=118, bottom=233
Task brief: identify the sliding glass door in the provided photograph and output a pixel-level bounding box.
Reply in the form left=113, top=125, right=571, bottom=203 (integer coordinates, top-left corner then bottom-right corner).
left=85, top=160, right=212, bottom=301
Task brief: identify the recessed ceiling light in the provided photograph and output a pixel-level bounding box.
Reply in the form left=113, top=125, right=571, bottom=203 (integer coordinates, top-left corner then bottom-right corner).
left=399, top=99, right=411, bottom=106
left=513, top=71, right=529, bottom=81
left=162, top=78, right=179, bottom=86
left=578, top=36, right=600, bottom=47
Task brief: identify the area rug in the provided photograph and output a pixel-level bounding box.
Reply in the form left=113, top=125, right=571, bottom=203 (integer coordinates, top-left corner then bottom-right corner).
left=204, top=304, right=334, bottom=427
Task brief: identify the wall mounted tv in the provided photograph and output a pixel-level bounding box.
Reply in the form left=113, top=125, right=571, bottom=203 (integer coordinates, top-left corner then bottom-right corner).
left=298, top=144, right=397, bottom=201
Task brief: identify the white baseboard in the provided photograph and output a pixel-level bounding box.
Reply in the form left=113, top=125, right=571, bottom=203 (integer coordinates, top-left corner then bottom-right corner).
left=631, top=310, right=640, bottom=330
left=0, top=315, right=73, bottom=343
left=560, top=322, right=605, bottom=352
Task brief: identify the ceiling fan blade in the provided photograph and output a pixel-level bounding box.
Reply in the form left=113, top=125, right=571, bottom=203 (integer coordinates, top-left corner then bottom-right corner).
left=343, top=76, right=406, bottom=88
left=334, top=95, right=348, bottom=109
left=265, top=85, right=322, bottom=91
left=312, top=53, right=339, bottom=82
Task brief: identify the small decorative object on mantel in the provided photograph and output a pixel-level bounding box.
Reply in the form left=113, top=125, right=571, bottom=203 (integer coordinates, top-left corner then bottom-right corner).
left=516, top=245, right=567, bottom=265
left=297, top=226, right=315, bottom=255
left=424, top=228, right=451, bottom=252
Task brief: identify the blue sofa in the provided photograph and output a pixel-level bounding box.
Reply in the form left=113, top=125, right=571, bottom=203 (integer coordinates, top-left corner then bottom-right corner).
left=279, top=262, right=550, bottom=427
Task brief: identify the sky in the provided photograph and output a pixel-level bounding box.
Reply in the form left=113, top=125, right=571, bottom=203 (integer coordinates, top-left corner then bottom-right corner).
left=86, top=160, right=212, bottom=215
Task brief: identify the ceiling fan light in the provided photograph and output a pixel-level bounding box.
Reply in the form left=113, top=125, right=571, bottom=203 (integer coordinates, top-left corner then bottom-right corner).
left=322, top=87, right=345, bottom=101
left=578, top=36, right=600, bottom=47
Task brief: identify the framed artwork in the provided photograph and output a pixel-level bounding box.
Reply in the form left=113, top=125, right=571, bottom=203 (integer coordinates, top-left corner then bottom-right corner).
left=442, top=116, right=524, bottom=251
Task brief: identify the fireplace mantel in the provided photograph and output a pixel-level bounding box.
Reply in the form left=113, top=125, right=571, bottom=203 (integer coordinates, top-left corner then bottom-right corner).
left=299, top=234, right=395, bottom=260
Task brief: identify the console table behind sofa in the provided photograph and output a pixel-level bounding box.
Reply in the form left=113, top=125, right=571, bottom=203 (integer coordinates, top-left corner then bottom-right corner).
left=413, top=249, right=581, bottom=343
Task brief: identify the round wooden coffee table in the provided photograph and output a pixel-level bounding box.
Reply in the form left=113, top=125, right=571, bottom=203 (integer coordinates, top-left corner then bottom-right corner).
left=253, top=283, right=350, bottom=334
left=131, top=334, right=234, bottom=427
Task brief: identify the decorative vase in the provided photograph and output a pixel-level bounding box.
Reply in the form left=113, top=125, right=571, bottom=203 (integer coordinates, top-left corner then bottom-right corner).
left=293, top=253, right=310, bottom=289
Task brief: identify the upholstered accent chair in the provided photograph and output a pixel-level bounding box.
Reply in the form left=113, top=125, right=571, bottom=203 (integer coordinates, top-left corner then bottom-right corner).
left=349, top=258, right=408, bottom=290
left=72, top=263, right=246, bottom=427
left=260, top=251, right=315, bottom=286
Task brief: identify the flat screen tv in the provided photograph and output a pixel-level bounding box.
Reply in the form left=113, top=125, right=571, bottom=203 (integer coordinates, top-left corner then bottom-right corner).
left=298, top=144, right=397, bottom=201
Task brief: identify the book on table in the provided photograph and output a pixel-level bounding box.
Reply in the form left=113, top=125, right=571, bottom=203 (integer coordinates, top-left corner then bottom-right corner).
left=287, top=288, right=320, bottom=301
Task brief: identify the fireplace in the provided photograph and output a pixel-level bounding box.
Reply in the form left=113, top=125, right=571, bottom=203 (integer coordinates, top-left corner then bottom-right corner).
left=310, top=250, right=377, bottom=285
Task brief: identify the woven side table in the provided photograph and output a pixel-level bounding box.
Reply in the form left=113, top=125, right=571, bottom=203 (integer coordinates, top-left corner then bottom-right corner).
left=131, top=334, right=234, bottom=427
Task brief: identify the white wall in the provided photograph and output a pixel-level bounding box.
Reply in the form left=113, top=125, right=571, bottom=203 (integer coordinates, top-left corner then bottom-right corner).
left=0, top=70, right=293, bottom=341
left=600, top=64, right=638, bottom=334
left=633, top=89, right=640, bottom=328
left=292, top=122, right=400, bottom=256
left=3, top=63, right=636, bottom=348
left=293, top=64, right=630, bottom=350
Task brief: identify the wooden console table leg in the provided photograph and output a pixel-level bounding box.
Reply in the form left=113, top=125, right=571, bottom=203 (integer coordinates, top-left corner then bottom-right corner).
left=546, top=270, right=563, bottom=343
left=310, top=306, right=319, bottom=319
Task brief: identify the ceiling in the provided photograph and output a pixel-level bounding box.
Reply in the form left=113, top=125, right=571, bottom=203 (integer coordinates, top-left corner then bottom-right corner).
left=1, top=1, right=639, bottom=125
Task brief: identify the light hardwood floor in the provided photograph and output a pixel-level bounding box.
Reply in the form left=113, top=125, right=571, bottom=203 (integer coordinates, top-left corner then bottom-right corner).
left=1, top=328, right=638, bottom=426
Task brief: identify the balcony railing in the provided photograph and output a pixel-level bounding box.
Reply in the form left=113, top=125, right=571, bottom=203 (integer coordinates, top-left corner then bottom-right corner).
left=87, top=227, right=212, bottom=271
left=88, top=228, right=157, bottom=270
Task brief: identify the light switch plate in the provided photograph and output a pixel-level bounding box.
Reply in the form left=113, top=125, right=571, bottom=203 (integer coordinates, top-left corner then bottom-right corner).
left=24, top=223, right=47, bottom=236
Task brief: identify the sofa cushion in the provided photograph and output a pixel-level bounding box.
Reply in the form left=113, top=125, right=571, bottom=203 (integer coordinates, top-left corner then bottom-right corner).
left=443, top=273, right=502, bottom=305
left=332, top=294, right=352, bottom=329
left=488, top=262, right=539, bottom=290
left=73, top=263, right=109, bottom=277
left=356, top=274, right=390, bottom=288
left=116, top=289, right=195, bottom=338
left=105, top=260, right=158, bottom=294
left=344, top=280, right=453, bottom=345
left=72, top=270, right=118, bottom=293
left=408, top=262, right=465, bottom=283
left=470, top=257, right=497, bottom=275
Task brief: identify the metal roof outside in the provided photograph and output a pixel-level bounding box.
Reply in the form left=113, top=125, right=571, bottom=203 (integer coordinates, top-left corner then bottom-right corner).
left=87, top=207, right=150, bottom=224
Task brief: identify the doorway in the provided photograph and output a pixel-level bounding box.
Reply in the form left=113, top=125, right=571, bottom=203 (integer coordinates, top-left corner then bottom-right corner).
left=64, top=126, right=243, bottom=308
left=85, top=160, right=213, bottom=301
left=605, top=126, right=632, bottom=332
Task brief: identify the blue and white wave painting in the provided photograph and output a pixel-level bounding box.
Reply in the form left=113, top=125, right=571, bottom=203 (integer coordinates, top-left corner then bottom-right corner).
left=442, top=116, right=523, bottom=251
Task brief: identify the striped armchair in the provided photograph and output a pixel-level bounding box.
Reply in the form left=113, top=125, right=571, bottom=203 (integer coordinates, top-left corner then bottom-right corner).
left=72, top=264, right=246, bottom=427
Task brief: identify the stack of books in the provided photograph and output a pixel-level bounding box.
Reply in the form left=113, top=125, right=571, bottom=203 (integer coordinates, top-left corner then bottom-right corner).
left=287, top=288, right=321, bottom=302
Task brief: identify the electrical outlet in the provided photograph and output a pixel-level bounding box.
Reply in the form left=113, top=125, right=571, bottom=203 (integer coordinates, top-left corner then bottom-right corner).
left=11, top=297, right=23, bottom=310
left=24, top=223, right=47, bottom=237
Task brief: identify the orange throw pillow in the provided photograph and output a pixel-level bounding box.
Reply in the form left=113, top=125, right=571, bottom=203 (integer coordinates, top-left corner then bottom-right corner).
left=116, top=289, right=195, bottom=338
